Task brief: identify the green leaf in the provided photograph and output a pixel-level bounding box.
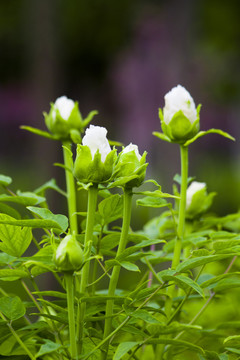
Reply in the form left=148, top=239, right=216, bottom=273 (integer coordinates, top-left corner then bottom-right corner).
left=0, top=252, right=16, bottom=265
left=146, top=338, right=205, bottom=354
left=36, top=339, right=62, bottom=358
left=200, top=273, right=240, bottom=289
left=0, top=175, right=12, bottom=186
left=214, top=278, right=240, bottom=292
left=224, top=335, right=240, bottom=347
left=0, top=216, right=64, bottom=231
left=0, top=296, right=25, bottom=320
left=98, top=194, right=123, bottom=224
left=184, top=128, right=235, bottom=147
left=34, top=178, right=67, bottom=197
left=32, top=291, right=67, bottom=299
left=131, top=309, right=160, bottom=324
left=176, top=254, right=235, bottom=273
left=0, top=203, right=20, bottom=219
left=0, top=269, right=29, bottom=281
left=27, top=207, right=68, bottom=232
left=0, top=215, right=32, bottom=256
left=120, top=261, right=140, bottom=272
left=0, top=192, right=45, bottom=206
left=158, top=270, right=205, bottom=297
left=20, top=125, right=57, bottom=140
left=113, top=342, right=139, bottom=360
left=100, top=233, right=121, bottom=250
left=225, top=347, right=240, bottom=355
left=137, top=196, right=169, bottom=208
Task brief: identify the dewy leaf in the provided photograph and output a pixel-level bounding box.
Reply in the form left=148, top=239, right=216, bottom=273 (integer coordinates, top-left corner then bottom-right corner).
left=184, top=129, right=235, bottom=147
left=0, top=296, right=26, bottom=320
left=27, top=207, right=68, bottom=232
left=36, top=339, right=62, bottom=358
left=113, top=342, right=139, bottom=360
left=98, top=194, right=123, bottom=224
left=0, top=215, right=32, bottom=256
left=0, top=175, right=12, bottom=186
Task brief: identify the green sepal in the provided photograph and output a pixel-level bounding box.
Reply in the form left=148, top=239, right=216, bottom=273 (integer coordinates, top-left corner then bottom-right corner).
left=159, top=104, right=201, bottom=144
left=183, top=128, right=235, bottom=146
left=81, top=110, right=98, bottom=128
left=153, top=131, right=171, bottom=143
left=73, top=145, right=117, bottom=184
left=112, top=150, right=148, bottom=189
left=20, top=125, right=58, bottom=140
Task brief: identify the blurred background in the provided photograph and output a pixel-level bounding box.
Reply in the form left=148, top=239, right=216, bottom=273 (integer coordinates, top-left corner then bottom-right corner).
left=0, top=0, right=240, bottom=222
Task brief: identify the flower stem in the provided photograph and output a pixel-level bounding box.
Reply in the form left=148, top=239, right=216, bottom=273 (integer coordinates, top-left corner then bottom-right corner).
left=166, top=145, right=188, bottom=314
left=79, top=184, right=98, bottom=353
left=65, top=272, right=78, bottom=360
left=63, top=141, right=78, bottom=234
left=157, top=145, right=188, bottom=360
left=101, top=188, right=133, bottom=360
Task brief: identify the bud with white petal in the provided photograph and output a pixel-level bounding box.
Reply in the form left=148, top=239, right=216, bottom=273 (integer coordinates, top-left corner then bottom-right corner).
left=54, top=234, right=84, bottom=272
left=186, top=181, right=216, bottom=219
left=73, top=125, right=117, bottom=184
left=113, top=143, right=148, bottom=188
left=44, top=95, right=83, bottom=141
left=159, top=85, right=201, bottom=143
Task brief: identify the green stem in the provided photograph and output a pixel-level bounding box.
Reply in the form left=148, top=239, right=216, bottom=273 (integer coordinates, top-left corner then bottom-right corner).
left=157, top=145, right=188, bottom=360
left=65, top=272, right=78, bottom=360
left=0, top=311, right=35, bottom=360
left=101, top=188, right=133, bottom=360
left=79, top=184, right=98, bottom=353
left=63, top=141, right=78, bottom=234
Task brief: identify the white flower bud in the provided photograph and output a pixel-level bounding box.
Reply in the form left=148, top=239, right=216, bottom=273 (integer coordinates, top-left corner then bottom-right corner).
left=82, top=125, right=111, bottom=163
left=186, top=181, right=206, bottom=209
left=122, top=143, right=141, bottom=161
left=163, top=85, right=197, bottom=125
left=53, top=96, right=75, bottom=121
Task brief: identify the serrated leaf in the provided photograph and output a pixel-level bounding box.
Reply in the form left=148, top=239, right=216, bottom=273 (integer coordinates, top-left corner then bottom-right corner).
left=27, top=206, right=68, bottom=232
left=0, top=215, right=32, bottom=256
left=0, top=175, right=12, bottom=186
left=113, top=342, right=139, bottom=360
left=184, top=128, right=235, bottom=146
left=0, top=296, right=25, bottom=320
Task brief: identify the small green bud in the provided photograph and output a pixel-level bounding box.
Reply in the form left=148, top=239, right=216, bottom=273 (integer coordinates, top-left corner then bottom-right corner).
left=186, top=181, right=216, bottom=219
left=54, top=234, right=84, bottom=272
left=113, top=143, right=148, bottom=188
left=160, top=85, right=201, bottom=143
left=44, top=96, right=83, bottom=141
left=73, top=125, right=117, bottom=184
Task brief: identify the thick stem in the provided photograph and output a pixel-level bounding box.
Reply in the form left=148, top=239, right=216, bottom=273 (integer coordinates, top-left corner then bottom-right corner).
left=65, top=272, right=78, bottom=360
left=79, top=184, right=98, bottom=353
left=63, top=141, right=78, bottom=234
left=101, top=188, right=133, bottom=360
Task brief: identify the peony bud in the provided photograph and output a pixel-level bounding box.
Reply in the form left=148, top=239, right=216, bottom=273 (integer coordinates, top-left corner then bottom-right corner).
left=44, top=96, right=83, bottom=141
left=54, top=234, right=84, bottom=272
left=73, top=125, right=117, bottom=184
left=186, top=181, right=216, bottom=219
left=159, top=85, right=201, bottom=143
left=113, top=143, right=147, bottom=188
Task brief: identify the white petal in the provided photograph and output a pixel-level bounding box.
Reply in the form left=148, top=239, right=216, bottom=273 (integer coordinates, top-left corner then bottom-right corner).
left=82, top=124, right=111, bottom=163
left=186, top=181, right=206, bottom=209
left=122, top=143, right=141, bottom=161
left=54, top=96, right=75, bottom=121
